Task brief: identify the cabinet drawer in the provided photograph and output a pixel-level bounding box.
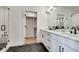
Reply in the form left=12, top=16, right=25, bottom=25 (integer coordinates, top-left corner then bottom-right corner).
left=46, top=38, right=52, bottom=46
left=47, top=32, right=52, bottom=39
left=46, top=45, right=51, bottom=52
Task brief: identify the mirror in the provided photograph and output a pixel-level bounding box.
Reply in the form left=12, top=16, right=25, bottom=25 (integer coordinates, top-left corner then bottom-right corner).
left=47, top=6, right=72, bottom=29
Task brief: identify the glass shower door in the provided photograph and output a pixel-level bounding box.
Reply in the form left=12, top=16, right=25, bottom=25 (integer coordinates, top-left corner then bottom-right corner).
left=0, top=7, right=9, bottom=50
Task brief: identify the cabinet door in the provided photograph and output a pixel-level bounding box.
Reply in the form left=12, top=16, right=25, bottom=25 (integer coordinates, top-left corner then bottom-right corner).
left=40, top=30, right=44, bottom=42
left=53, top=34, right=75, bottom=52
left=50, top=34, right=57, bottom=52
left=40, top=31, right=53, bottom=52
left=40, top=30, right=47, bottom=47
left=52, top=39, right=59, bottom=52
left=61, top=44, right=75, bottom=52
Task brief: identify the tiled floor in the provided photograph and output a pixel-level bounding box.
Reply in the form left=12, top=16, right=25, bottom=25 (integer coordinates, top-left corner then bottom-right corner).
left=0, top=43, right=7, bottom=50
left=7, top=43, right=48, bottom=52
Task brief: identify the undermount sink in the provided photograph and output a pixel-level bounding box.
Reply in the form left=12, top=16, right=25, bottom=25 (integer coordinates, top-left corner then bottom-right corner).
left=69, top=34, right=79, bottom=37
left=64, top=32, right=79, bottom=38
left=55, top=29, right=65, bottom=32
left=57, top=30, right=79, bottom=38
left=48, top=29, right=79, bottom=38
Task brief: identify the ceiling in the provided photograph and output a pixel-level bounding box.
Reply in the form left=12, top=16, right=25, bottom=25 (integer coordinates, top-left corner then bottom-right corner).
left=58, top=6, right=79, bottom=15
left=0, top=6, right=79, bottom=15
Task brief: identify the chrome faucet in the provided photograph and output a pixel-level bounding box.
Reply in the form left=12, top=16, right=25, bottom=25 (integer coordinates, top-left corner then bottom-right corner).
left=71, top=27, right=77, bottom=34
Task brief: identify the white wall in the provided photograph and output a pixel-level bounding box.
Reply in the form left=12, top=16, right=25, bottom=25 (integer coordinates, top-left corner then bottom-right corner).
left=72, top=13, right=79, bottom=26
left=47, top=7, right=72, bottom=28
left=25, top=12, right=37, bottom=17
left=9, top=7, right=24, bottom=46
left=9, top=6, right=48, bottom=46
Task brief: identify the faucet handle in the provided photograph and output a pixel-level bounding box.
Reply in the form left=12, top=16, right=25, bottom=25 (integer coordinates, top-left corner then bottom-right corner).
left=48, top=26, right=52, bottom=30
left=70, top=31, right=73, bottom=34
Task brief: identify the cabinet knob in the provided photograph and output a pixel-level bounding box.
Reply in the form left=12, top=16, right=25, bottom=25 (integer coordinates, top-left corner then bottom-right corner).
left=47, top=46, right=50, bottom=49
left=8, top=40, right=10, bottom=42
left=59, top=46, right=61, bottom=52
left=62, top=48, right=64, bottom=52
left=48, top=34, right=50, bottom=35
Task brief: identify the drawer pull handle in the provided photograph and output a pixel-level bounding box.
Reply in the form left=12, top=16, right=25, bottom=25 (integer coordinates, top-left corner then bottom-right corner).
left=48, top=34, right=50, bottom=35
left=59, top=46, right=61, bottom=52
left=48, top=39, right=51, bottom=41
left=48, top=46, right=50, bottom=49
left=62, top=48, right=64, bottom=52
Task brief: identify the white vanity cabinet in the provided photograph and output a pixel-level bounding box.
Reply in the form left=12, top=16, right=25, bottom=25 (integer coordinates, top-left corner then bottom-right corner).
left=40, top=29, right=76, bottom=52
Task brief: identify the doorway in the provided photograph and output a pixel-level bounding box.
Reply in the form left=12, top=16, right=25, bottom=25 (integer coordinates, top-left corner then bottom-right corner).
left=25, top=11, right=37, bottom=44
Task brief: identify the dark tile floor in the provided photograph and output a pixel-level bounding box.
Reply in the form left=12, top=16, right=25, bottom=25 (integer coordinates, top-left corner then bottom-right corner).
left=7, top=43, right=48, bottom=52
left=0, top=43, right=7, bottom=50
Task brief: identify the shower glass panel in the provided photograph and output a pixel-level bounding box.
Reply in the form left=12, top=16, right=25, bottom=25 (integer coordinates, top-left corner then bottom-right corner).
left=0, top=7, right=9, bottom=50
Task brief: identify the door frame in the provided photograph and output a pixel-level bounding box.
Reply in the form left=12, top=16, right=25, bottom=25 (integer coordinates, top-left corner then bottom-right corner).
left=24, top=11, right=38, bottom=43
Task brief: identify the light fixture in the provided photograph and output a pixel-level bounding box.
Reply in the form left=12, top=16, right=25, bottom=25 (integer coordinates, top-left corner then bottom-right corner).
left=46, top=6, right=56, bottom=14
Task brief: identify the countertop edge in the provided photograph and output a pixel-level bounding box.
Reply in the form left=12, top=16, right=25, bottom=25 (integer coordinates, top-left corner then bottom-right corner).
left=40, top=28, right=79, bottom=43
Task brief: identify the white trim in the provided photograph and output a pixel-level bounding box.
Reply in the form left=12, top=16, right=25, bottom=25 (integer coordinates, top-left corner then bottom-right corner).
left=10, top=42, right=25, bottom=47
left=0, top=44, right=10, bottom=52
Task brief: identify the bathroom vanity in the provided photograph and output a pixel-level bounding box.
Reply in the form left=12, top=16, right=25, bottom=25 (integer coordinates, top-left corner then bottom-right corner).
left=40, top=28, right=79, bottom=52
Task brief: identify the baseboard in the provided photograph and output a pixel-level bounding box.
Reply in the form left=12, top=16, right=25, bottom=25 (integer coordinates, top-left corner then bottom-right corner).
left=25, top=37, right=34, bottom=39
left=9, top=42, right=25, bottom=47
left=0, top=44, right=10, bottom=52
